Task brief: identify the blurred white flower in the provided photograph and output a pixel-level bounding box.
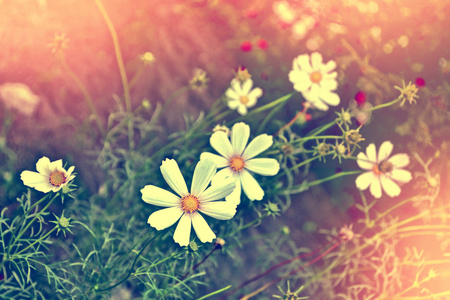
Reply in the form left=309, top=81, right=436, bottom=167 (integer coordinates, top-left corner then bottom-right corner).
left=21, top=156, right=75, bottom=193
left=273, top=1, right=297, bottom=24
left=200, top=122, right=280, bottom=204
left=225, top=78, right=263, bottom=115
left=289, top=52, right=340, bottom=111
left=141, top=159, right=236, bottom=247
left=292, top=16, right=316, bottom=40
left=0, top=83, right=40, bottom=115
left=355, top=141, right=412, bottom=198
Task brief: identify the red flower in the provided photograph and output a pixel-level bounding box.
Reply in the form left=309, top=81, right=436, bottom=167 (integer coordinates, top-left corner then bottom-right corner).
left=256, top=38, right=269, bottom=50
left=240, top=41, right=252, bottom=52
left=305, top=113, right=312, bottom=121
left=354, top=90, right=366, bottom=106
left=415, top=77, right=426, bottom=88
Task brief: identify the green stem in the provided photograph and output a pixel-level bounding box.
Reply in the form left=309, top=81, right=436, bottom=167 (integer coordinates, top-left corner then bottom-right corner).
left=93, top=0, right=131, bottom=113
left=224, top=213, right=269, bottom=239
left=5, top=193, right=55, bottom=259
left=106, top=230, right=154, bottom=272
left=369, top=97, right=401, bottom=112
left=281, top=170, right=361, bottom=195
left=197, top=285, right=232, bottom=300
left=230, top=93, right=294, bottom=125
left=94, top=232, right=161, bottom=292
left=9, top=195, right=58, bottom=256
left=276, top=156, right=321, bottom=179
left=306, top=120, right=337, bottom=137
left=14, top=227, right=58, bottom=256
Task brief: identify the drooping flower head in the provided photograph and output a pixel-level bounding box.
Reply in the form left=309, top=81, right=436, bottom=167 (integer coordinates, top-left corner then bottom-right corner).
left=20, top=156, right=75, bottom=193
left=189, top=68, right=209, bottom=90
left=225, top=78, right=263, bottom=115
left=288, top=52, right=340, bottom=111
left=200, top=122, right=280, bottom=204
left=141, top=159, right=236, bottom=247
left=355, top=141, right=412, bottom=198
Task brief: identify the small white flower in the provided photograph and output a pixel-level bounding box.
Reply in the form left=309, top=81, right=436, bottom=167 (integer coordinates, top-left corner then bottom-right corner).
left=141, top=159, right=236, bottom=247
left=200, top=122, right=280, bottom=204
left=20, top=156, right=75, bottom=193
left=288, top=52, right=340, bottom=111
left=225, top=78, right=263, bottom=115
left=355, top=141, right=412, bottom=198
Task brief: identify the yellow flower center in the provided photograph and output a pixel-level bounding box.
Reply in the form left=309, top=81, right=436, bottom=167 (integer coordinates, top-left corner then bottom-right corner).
left=229, top=156, right=245, bottom=172
left=181, top=194, right=200, bottom=213
left=240, top=95, right=249, bottom=105
left=49, top=171, right=66, bottom=186
left=310, top=71, right=322, bottom=83
left=373, top=161, right=393, bottom=175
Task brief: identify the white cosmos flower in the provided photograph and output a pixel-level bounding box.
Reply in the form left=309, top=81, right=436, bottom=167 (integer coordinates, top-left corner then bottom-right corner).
left=355, top=141, right=412, bottom=198
left=141, top=159, right=236, bottom=247
left=200, top=122, right=280, bottom=204
left=288, top=52, right=340, bottom=111
left=20, top=156, right=75, bottom=193
left=225, top=78, right=263, bottom=115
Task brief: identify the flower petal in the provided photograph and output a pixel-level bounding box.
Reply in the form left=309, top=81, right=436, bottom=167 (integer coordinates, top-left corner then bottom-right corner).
left=36, top=156, right=51, bottom=175
left=240, top=169, right=264, bottom=201
left=390, top=169, right=412, bottom=183
left=66, top=166, right=75, bottom=178
left=49, top=159, right=63, bottom=172
left=388, top=153, right=410, bottom=169
left=320, top=78, right=338, bottom=91
left=369, top=177, right=382, bottom=199
left=200, top=201, right=237, bottom=220
left=319, top=90, right=340, bottom=106
left=148, top=207, right=184, bottom=230
left=248, top=87, right=263, bottom=100
left=242, top=134, right=273, bottom=160
left=35, top=182, right=56, bottom=193
left=295, top=54, right=312, bottom=72
left=378, top=141, right=393, bottom=162
left=241, top=79, right=253, bottom=95
left=20, top=170, right=49, bottom=188
left=237, top=104, right=248, bottom=115
left=191, top=159, right=217, bottom=196
left=321, top=60, right=337, bottom=73
left=200, top=152, right=229, bottom=168
left=380, top=174, right=401, bottom=197
left=192, top=213, right=216, bottom=243
left=289, top=70, right=310, bottom=91
left=309, top=97, right=329, bottom=111
left=310, top=52, right=323, bottom=70
left=211, top=167, right=234, bottom=186
left=355, top=171, right=375, bottom=191
left=231, top=122, right=250, bottom=156
left=225, top=87, right=239, bottom=101
left=356, top=152, right=374, bottom=170
left=200, top=177, right=236, bottom=202
left=245, top=158, right=280, bottom=176
left=365, top=143, right=377, bottom=163
left=173, top=213, right=192, bottom=247
left=230, top=78, right=242, bottom=94
left=225, top=175, right=242, bottom=204
left=141, top=185, right=180, bottom=207
left=306, top=84, right=321, bottom=102
left=160, top=159, right=189, bottom=197
left=227, top=99, right=240, bottom=110
left=210, top=131, right=233, bottom=159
